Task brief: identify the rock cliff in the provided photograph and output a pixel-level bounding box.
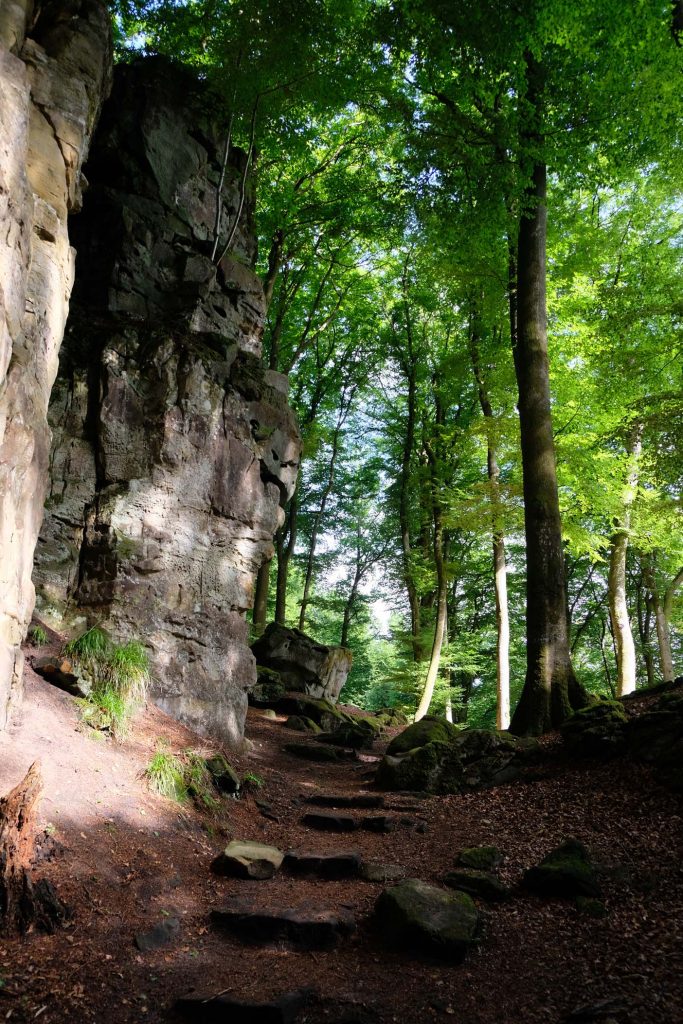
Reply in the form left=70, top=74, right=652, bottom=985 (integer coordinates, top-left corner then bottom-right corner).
left=32, top=59, right=301, bottom=747
left=0, top=0, right=111, bottom=729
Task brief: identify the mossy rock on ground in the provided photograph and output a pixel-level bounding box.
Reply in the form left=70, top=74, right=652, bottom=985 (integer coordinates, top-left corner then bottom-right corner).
left=560, top=700, right=628, bottom=759
left=377, top=727, right=537, bottom=795
left=374, top=879, right=480, bottom=962
left=523, top=839, right=602, bottom=900
left=284, top=715, right=321, bottom=734
left=276, top=694, right=348, bottom=731
left=456, top=846, right=503, bottom=872
left=375, top=707, right=409, bottom=727
left=376, top=741, right=465, bottom=794
left=283, top=742, right=354, bottom=763
left=205, top=754, right=241, bottom=794
left=315, top=722, right=376, bottom=750
left=386, top=716, right=461, bottom=756
left=249, top=667, right=287, bottom=707
left=626, top=691, right=683, bottom=791
left=443, top=869, right=510, bottom=903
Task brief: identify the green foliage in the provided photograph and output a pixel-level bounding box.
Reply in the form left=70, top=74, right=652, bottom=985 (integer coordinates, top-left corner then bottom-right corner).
left=241, top=770, right=265, bottom=791
left=28, top=624, right=48, bottom=646
left=68, top=627, right=150, bottom=739
left=144, top=742, right=220, bottom=809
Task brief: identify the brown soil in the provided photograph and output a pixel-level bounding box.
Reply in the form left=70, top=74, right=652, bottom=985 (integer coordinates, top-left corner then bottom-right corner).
left=0, top=655, right=681, bottom=1024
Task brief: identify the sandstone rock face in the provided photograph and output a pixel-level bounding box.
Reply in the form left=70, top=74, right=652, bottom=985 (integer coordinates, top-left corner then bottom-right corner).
left=33, top=59, right=301, bottom=747
left=251, top=623, right=352, bottom=703
left=0, top=0, right=112, bottom=729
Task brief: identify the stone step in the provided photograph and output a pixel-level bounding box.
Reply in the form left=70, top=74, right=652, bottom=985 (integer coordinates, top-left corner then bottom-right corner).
left=301, top=811, right=359, bottom=832
left=283, top=850, right=363, bottom=879
left=284, top=742, right=355, bottom=763
left=211, top=900, right=356, bottom=950
left=301, top=811, right=413, bottom=834
left=304, top=793, right=384, bottom=809
left=176, top=987, right=314, bottom=1023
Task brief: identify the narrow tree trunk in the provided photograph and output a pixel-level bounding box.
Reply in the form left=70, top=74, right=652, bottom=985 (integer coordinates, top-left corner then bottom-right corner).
left=607, top=426, right=642, bottom=696
left=397, top=348, right=422, bottom=660
left=252, top=557, right=271, bottom=636
left=509, top=54, right=586, bottom=735
left=298, top=393, right=352, bottom=632
left=636, top=572, right=656, bottom=687
left=414, top=417, right=447, bottom=722
left=414, top=516, right=447, bottom=721
left=644, top=556, right=677, bottom=682
left=275, top=493, right=298, bottom=625
left=0, top=763, right=68, bottom=935
left=468, top=317, right=511, bottom=730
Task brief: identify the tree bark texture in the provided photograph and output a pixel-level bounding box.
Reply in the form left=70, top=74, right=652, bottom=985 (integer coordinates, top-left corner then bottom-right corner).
left=0, top=763, right=68, bottom=935
left=468, top=318, right=511, bottom=729
left=252, top=557, right=271, bottom=636
left=509, top=55, right=586, bottom=735
left=607, top=426, right=642, bottom=696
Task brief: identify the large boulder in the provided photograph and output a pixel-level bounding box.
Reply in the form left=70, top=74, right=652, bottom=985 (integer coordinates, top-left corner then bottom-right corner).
left=560, top=699, right=628, bottom=758
left=31, top=58, right=301, bottom=748
left=626, top=690, right=683, bottom=791
left=376, top=723, right=537, bottom=794
left=251, top=623, right=352, bottom=703
left=0, top=0, right=112, bottom=730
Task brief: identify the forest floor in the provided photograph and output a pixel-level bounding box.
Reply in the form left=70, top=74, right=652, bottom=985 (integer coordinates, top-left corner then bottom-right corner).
left=0, top=652, right=682, bottom=1024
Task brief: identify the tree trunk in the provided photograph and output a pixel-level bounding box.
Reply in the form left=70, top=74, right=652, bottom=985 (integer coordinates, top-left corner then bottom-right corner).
left=252, top=557, right=271, bottom=636
left=275, top=492, right=298, bottom=625
left=643, top=556, right=678, bottom=682
left=636, top=569, right=656, bottom=687
left=509, top=54, right=586, bottom=736
left=414, top=513, right=447, bottom=721
left=298, top=392, right=352, bottom=632
left=0, top=763, right=68, bottom=935
left=397, top=345, right=422, bottom=660
left=414, top=413, right=447, bottom=722
left=607, top=426, right=642, bottom=696
left=468, top=317, right=511, bottom=730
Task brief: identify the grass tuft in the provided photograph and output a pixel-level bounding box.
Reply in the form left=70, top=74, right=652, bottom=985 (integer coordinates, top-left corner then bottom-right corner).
left=67, top=626, right=150, bottom=740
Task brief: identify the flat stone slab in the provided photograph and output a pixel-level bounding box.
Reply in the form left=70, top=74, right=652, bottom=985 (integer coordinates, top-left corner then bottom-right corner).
left=211, top=841, right=284, bottom=880
left=359, top=862, right=407, bottom=883
left=305, top=794, right=384, bottom=809
left=284, top=743, right=354, bottom=763
left=375, top=879, right=479, bottom=962
left=211, top=900, right=356, bottom=950
left=361, top=815, right=398, bottom=834
left=283, top=850, right=363, bottom=879
left=301, top=812, right=360, bottom=832
left=176, top=987, right=314, bottom=1023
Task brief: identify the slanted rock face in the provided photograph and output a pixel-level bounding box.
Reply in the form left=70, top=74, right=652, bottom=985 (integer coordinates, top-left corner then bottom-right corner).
left=251, top=623, right=352, bottom=703
left=0, top=0, right=112, bottom=729
left=32, top=59, right=301, bottom=747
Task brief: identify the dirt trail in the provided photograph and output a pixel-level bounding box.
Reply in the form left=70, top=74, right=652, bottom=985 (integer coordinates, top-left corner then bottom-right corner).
left=0, top=658, right=681, bottom=1024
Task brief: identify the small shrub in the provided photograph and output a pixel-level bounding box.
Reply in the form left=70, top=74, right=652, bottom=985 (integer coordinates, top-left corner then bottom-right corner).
left=241, top=770, right=265, bottom=791
left=66, top=627, right=150, bottom=739
left=143, top=744, right=220, bottom=810
left=145, top=744, right=188, bottom=801
left=28, top=625, right=48, bottom=646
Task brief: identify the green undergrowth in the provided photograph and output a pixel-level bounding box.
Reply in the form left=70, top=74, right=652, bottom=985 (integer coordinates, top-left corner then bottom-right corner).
left=68, top=626, right=150, bottom=740
left=144, top=741, right=220, bottom=810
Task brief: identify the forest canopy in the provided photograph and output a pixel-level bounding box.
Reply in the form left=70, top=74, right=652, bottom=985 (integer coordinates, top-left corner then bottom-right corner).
left=109, top=0, right=683, bottom=733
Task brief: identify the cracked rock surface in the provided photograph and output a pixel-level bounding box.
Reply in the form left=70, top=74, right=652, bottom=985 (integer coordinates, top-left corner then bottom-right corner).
left=0, top=0, right=112, bottom=729
left=33, top=58, right=301, bottom=747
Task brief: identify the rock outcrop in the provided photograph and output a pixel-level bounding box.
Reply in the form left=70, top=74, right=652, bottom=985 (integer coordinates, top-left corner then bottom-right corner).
left=251, top=623, right=352, bottom=703
left=32, top=59, right=301, bottom=746
left=0, top=0, right=112, bottom=729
